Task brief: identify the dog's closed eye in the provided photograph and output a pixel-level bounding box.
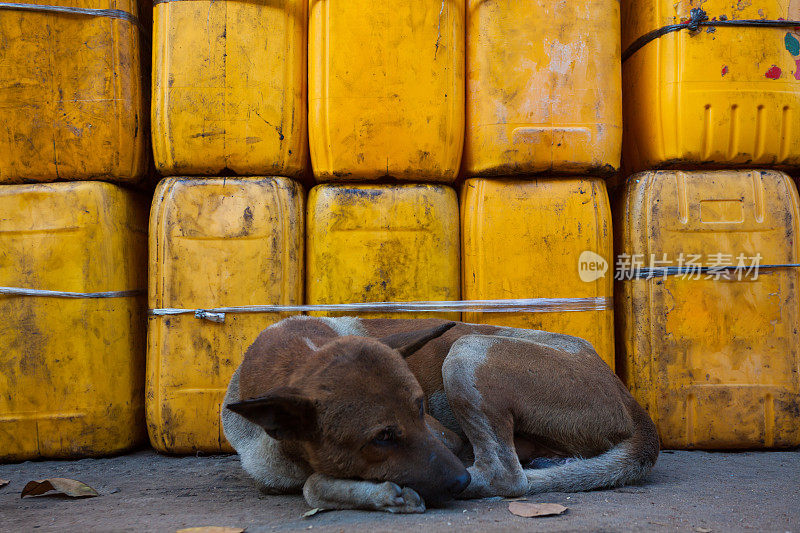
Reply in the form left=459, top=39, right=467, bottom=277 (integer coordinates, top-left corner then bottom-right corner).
left=372, top=428, right=398, bottom=447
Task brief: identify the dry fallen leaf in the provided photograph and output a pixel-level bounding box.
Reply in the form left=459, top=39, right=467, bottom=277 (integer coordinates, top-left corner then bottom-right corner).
left=0, top=479, right=9, bottom=489
left=175, top=526, right=244, bottom=533
left=302, top=508, right=333, bottom=518
left=21, top=478, right=98, bottom=499
left=508, top=502, right=568, bottom=518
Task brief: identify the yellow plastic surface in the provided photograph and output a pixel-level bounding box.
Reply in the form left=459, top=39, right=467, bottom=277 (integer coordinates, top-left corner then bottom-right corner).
left=152, top=0, right=307, bottom=176
left=309, top=0, right=465, bottom=182
left=147, top=177, right=304, bottom=453
left=464, top=0, right=621, bottom=176
left=622, top=0, right=800, bottom=172
left=0, top=182, right=148, bottom=462
left=616, top=170, right=800, bottom=449
left=307, top=184, right=460, bottom=319
left=461, top=179, right=615, bottom=369
left=0, top=0, right=147, bottom=183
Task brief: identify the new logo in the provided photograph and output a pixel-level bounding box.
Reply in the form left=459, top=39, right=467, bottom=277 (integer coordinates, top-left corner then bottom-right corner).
left=578, top=251, right=608, bottom=282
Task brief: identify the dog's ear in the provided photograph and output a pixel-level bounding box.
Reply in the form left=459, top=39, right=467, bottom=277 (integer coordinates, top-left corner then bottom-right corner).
left=378, top=321, right=457, bottom=358
left=226, top=387, right=317, bottom=441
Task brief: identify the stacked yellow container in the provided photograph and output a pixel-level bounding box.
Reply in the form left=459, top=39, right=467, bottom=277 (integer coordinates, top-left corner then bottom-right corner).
left=0, top=0, right=150, bottom=461
left=147, top=178, right=303, bottom=453
left=622, top=0, right=800, bottom=172
left=462, top=179, right=615, bottom=369
left=618, top=0, right=800, bottom=448
left=0, top=183, right=148, bottom=461
left=151, top=0, right=307, bottom=176
left=306, top=184, right=461, bottom=321
left=145, top=0, right=308, bottom=452
left=305, top=0, right=465, bottom=318
left=146, top=0, right=308, bottom=453
left=459, top=0, right=621, bottom=370
left=0, top=0, right=148, bottom=183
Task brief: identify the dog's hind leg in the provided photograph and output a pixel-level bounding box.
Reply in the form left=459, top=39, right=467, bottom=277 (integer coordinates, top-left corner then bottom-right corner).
left=303, top=473, right=425, bottom=513
left=444, top=334, right=659, bottom=497
left=442, top=335, right=529, bottom=498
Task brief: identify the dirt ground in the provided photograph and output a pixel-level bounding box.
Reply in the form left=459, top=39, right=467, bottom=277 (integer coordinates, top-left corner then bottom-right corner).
left=1, top=449, right=798, bottom=532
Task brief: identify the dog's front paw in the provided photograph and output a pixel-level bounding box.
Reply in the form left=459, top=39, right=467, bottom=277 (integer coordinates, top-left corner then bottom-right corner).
left=373, top=482, right=426, bottom=514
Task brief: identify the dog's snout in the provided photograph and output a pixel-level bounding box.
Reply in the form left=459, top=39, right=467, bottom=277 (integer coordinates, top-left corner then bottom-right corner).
left=447, top=470, right=470, bottom=496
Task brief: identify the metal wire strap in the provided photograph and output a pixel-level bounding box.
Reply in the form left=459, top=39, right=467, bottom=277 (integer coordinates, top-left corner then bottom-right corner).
left=622, top=8, right=800, bottom=62
left=151, top=0, right=277, bottom=4
left=148, top=297, right=614, bottom=323
left=629, top=263, right=800, bottom=279
left=0, top=286, right=145, bottom=298
left=152, top=0, right=209, bottom=4
left=0, top=2, right=147, bottom=35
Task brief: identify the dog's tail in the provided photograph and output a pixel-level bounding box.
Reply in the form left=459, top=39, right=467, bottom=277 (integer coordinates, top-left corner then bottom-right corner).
left=525, top=402, right=660, bottom=493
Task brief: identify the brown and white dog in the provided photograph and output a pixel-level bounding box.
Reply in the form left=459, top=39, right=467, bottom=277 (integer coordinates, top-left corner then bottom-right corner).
left=222, top=316, right=659, bottom=513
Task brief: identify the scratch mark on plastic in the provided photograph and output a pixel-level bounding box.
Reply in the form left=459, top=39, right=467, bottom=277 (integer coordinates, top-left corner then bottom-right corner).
left=434, top=0, right=445, bottom=59
left=254, top=110, right=284, bottom=140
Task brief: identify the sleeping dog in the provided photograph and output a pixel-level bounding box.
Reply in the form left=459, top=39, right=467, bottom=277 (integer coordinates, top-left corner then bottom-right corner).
left=222, top=316, right=659, bottom=512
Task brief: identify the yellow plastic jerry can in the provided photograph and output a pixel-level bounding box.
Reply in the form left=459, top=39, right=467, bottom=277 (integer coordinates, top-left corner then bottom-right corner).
left=152, top=0, right=307, bottom=176
left=309, top=0, right=465, bottom=182
left=461, top=179, right=615, bottom=369
left=616, top=170, right=800, bottom=449
left=0, top=182, right=148, bottom=461
left=464, top=0, right=622, bottom=177
left=622, top=0, right=800, bottom=172
left=147, top=177, right=304, bottom=454
left=306, top=184, right=460, bottom=319
left=0, top=0, right=147, bottom=183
